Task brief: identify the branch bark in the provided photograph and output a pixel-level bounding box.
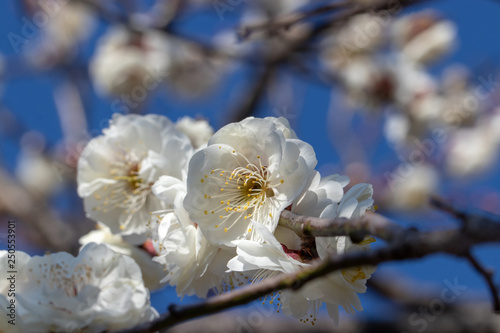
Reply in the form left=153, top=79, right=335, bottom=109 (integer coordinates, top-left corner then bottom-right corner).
left=278, top=209, right=405, bottom=243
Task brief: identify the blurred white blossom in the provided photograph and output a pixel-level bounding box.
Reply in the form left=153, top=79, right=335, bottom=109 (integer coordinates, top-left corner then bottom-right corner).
left=322, top=13, right=387, bottom=69
left=383, top=164, right=439, bottom=210
left=16, top=132, right=61, bottom=197
left=44, top=2, right=95, bottom=56
left=392, top=11, right=456, bottom=65
left=165, top=40, right=227, bottom=97
left=175, top=116, right=214, bottom=149
left=447, top=126, right=498, bottom=176
left=90, top=27, right=170, bottom=97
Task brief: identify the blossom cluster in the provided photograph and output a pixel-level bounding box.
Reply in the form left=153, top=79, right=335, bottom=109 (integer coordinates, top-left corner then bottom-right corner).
left=1, top=113, right=375, bottom=331
left=74, top=113, right=375, bottom=326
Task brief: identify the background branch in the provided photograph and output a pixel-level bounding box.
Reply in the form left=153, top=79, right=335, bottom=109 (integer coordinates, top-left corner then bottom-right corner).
left=465, top=251, right=500, bottom=313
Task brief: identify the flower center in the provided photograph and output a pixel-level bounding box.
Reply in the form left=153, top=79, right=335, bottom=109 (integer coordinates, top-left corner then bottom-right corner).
left=113, top=162, right=143, bottom=190
left=91, top=151, right=153, bottom=230
left=200, top=148, right=284, bottom=232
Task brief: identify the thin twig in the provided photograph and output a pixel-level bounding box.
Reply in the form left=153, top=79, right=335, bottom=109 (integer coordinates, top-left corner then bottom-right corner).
left=465, top=251, right=500, bottom=313
left=227, top=65, right=277, bottom=122
left=238, top=1, right=353, bottom=40
left=430, top=196, right=467, bottom=221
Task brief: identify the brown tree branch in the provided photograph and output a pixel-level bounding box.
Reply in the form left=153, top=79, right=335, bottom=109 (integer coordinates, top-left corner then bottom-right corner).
left=227, top=65, right=277, bottom=123
left=465, top=251, right=500, bottom=313
left=238, top=1, right=353, bottom=40
left=229, top=0, right=430, bottom=120
left=278, top=209, right=406, bottom=243
left=116, top=207, right=500, bottom=333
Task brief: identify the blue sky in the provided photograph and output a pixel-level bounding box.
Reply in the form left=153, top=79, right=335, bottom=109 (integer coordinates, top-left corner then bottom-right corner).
left=1, top=0, right=500, bottom=323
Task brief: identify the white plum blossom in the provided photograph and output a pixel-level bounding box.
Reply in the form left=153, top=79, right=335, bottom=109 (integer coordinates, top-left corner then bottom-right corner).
left=0, top=243, right=157, bottom=332
left=79, top=225, right=166, bottom=290
left=90, top=26, right=170, bottom=97
left=16, top=132, right=61, bottom=197
left=77, top=113, right=193, bottom=242
left=175, top=116, right=214, bottom=149
left=42, top=2, right=95, bottom=57
left=446, top=127, right=498, bottom=176
left=151, top=177, right=235, bottom=298
left=321, top=13, right=387, bottom=69
left=183, top=117, right=317, bottom=246
left=383, top=163, right=439, bottom=210
left=227, top=173, right=375, bottom=324
left=392, top=11, right=456, bottom=65
left=165, top=39, right=227, bottom=97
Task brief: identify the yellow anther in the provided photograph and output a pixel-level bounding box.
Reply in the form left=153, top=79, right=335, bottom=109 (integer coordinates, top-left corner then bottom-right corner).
left=204, top=211, right=208, bottom=215
left=280, top=179, right=284, bottom=184
left=224, top=228, right=228, bottom=232
left=200, top=179, right=204, bottom=183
